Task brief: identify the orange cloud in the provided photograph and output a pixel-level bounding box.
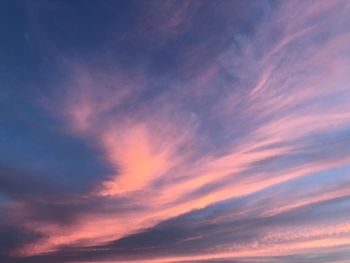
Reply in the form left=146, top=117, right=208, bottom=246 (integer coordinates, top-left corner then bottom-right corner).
left=100, top=122, right=182, bottom=195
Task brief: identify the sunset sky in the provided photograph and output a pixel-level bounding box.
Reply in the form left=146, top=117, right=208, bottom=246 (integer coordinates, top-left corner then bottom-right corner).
left=1, top=0, right=350, bottom=262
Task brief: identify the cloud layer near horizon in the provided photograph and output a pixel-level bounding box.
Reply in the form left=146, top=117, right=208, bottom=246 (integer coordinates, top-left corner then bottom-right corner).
left=1, top=0, right=350, bottom=262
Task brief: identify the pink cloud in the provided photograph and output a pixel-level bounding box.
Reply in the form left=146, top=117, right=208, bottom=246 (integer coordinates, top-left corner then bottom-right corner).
left=21, top=0, right=350, bottom=260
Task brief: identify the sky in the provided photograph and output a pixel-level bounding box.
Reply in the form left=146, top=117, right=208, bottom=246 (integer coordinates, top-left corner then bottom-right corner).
left=1, top=0, right=350, bottom=262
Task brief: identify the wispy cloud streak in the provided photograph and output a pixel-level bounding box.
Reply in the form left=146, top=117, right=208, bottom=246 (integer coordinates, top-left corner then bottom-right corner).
left=1, top=0, right=350, bottom=262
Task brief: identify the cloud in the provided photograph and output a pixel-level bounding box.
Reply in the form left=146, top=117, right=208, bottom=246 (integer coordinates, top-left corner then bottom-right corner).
left=2, top=0, right=350, bottom=262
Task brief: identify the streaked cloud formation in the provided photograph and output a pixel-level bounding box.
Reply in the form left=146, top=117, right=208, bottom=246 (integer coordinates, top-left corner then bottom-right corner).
left=1, top=0, right=350, bottom=262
